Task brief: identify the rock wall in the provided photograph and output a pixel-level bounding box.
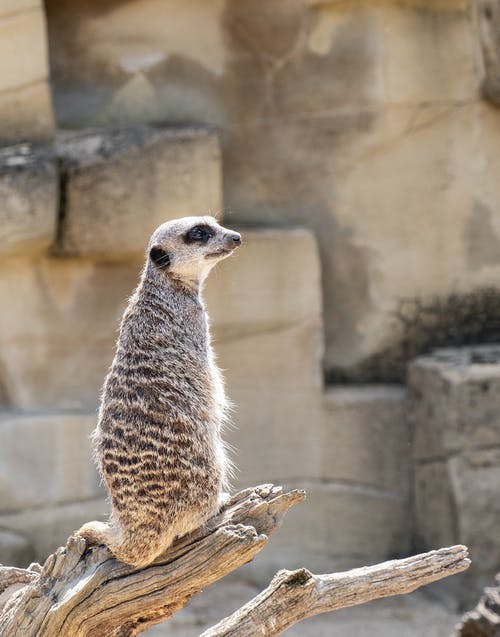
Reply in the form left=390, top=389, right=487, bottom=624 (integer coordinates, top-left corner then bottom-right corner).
left=0, top=130, right=411, bottom=584
left=0, top=0, right=499, bottom=610
left=42, top=0, right=500, bottom=379
left=410, top=346, right=500, bottom=606
left=0, top=1, right=54, bottom=142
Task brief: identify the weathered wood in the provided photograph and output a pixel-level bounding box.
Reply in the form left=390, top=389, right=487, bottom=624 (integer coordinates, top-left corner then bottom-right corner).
left=0, top=484, right=470, bottom=637
left=455, top=573, right=500, bottom=637
left=0, top=485, right=303, bottom=637
left=201, top=545, right=471, bottom=637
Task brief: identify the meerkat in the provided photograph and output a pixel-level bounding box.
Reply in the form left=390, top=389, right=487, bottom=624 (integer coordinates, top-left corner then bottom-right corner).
left=77, top=216, right=241, bottom=568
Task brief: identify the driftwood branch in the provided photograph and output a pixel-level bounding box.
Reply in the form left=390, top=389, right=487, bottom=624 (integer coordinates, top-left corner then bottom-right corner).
left=201, top=545, right=471, bottom=637
left=0, top=485, right=302, bottom=637
left=0, top=484, right=470, bottom=637
left=455, top=573, right=500, bottom=637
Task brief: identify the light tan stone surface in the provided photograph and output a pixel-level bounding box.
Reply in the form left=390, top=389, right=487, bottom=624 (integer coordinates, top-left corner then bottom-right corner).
left=0, top=228, right=319, bottom=412
left=206, top=228, right=325, bottom=485
left=43, top=0, right=500, bottom=378
left=0, top=529, right=34, bottom=568
left=410, top=346, right=500, bottom=605
left=144, top=577, right=461, bottom=637
left=241, top=479, right=410, bottom=585
left=206, top=228, right=322, bottom=338
left=0, top=145, right=58, bottom=257
left=0, top=498, right=108, bottom=564
left=0, top=413, right=101, bottom=513
left=56, top=127, right=222, bottom=258
left=322, top=386, right=409, bottom=492
left=410, top=346, right=500, bottom=461
left=0, top=256, right=141, bottom=410
left=0, top=1, right=54, bottom=141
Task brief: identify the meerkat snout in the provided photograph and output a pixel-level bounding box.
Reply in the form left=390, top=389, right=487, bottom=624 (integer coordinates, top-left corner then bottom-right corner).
left=223, top=232, right=242, bottom=249
left=148, top=216, right=242, bottom=284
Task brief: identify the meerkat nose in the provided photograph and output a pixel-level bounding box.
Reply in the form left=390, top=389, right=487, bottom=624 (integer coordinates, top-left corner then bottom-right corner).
left=223, top=232, right=242, bottom=249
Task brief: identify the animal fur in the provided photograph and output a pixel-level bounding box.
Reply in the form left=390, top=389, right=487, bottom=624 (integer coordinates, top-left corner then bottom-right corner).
left=77, top=216, right=241, bottom=568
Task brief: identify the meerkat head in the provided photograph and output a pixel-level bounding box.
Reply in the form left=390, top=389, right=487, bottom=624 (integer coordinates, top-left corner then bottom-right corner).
left=147, top=216, right=242, bottom=287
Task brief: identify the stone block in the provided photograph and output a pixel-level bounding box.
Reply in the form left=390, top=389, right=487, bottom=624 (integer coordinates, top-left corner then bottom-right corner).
left=218, top=322, right=324, bottom=486
left=243, top=480, right=411, bottom=584
left=0, top=8, right=49, bottom=91
left=322, top=386, right=409, bottom=494
left=56, top=127, right=222, bottom=258
left=0, top=144, right=58, bottom=256
left=414, top=460, right=456, bottom=550
left=208, top=227, right=324, bottom=485
left=380, top=3, right=477, bottom=103
left=0, top=256, right=141, bottom=410
left=409, top=346, right=500, bottom=461
left=0, top=412, right=102, bottom=513
left=0, top=528, right=34, bottom=568
left=415, top=450, right=500, bottom=606
left=0, top=2, right=42, bottom=18
left=0, top=5, right=55, bottom=141
left=0, top=81, right=55, bottom=144
left=411, top=346, right=500, bottom=605
left=0, top=498, right=108, bottom=563
left=206, top=228, right=322, bottom=336
left=449, top=449, right=500, bottom=593
left=0, top=227, right=322, bottom=414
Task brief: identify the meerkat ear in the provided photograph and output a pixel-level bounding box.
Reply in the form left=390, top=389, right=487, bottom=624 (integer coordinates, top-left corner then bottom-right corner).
left=149, top=245, right=171, bottom=269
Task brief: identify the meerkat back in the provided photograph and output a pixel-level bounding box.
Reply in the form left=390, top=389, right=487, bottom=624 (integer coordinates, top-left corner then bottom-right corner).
left=77, top=216, right=242, bottom=568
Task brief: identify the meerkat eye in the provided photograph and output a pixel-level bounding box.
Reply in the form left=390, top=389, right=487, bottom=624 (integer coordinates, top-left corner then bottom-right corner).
left=185, top=225, right=215, bottom=244
left=149, top=246, right=171, bottom=269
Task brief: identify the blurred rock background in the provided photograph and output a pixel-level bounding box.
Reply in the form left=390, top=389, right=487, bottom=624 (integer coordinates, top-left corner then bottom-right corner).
left=1, top=1, right=500, bottom=634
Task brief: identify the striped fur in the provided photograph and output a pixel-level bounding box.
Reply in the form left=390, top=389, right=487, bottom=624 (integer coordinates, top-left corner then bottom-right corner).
left=77, top=216, right=241, bottom=568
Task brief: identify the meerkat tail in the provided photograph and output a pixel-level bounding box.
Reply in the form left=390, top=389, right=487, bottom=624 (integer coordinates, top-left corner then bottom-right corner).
left=76, top=520, right=116, bottom=546
left=76, top=520, right=176, bottom=569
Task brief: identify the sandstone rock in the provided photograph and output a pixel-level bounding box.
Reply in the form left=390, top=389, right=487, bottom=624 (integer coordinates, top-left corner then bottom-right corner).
left=449, top=449, right=500, bottom=599
left=0, top=227, right=321, bottom=413
left=415, top=451, right=500, bottom=607
left=409, top=346, right=500, bottom=461
left=0, top=4, right=54, bottom=141
left=411, top=347, right=500, bottom=605
left=0, top=498, right=108, bottom=563
left=43, top=0, right=494, bottom=380
left=0, top=82, right=55, bottom=144
left=0, top=256, right=141, bottom=410
left=209, top=228, right=324, bottom=485
left=0, top=528, right=34, bottom=568
left=322, top=386, right=409, bottom=493
left=244, top=480, right=411, bottom=584
left=0, top=144, right=58, bottom=256
left=56, top=127, right=222, bottom=258
left=206, top=228, right=322, bottom=337
left=217, top=322, right=324, bottom=486
left=414, top=460, right=456, bottom=550
left=0, top=413, right=102, bottom=513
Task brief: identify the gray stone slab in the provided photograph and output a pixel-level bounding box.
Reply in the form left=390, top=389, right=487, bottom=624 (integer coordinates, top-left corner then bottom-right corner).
left=322, top=386, right=409, bottom=493
left=0, top=144, right=57, bottom=256
left=56, top=127, right=222, bottom=258
left=0, top=528, right=34, bottom=568
left=0, top=413, right=102, bottom=513
left=409, top=346, right=500, bottom=461
left=0, top=497, right=108, bottom=563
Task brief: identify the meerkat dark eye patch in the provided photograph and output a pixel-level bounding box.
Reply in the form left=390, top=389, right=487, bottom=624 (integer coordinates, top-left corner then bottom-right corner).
left=184, top=224, right=216, bottom=244
left=149, top=246, right=171, bottom=269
